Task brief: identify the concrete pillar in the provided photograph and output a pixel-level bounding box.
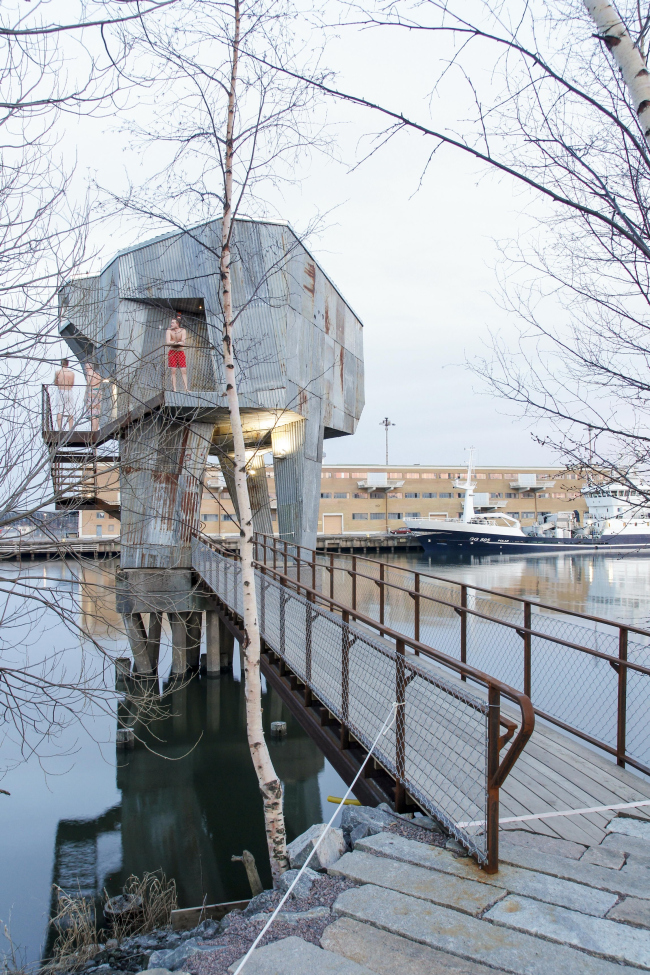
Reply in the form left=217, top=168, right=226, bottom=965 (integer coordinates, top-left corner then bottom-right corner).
left=169, top=612, right=187, bottom=675
left=119, top=414, right=214, bottom=569
left=272, top=415, right=323, bottom=550
left=219, top=617, right=235, bottom=671
left=205, top=610, right=221, bottom=678
left=124, top=612, right=154, bottom=674
left=146, top=612, right=162, bottom=674
left=186, top=611, right=202, bottom=671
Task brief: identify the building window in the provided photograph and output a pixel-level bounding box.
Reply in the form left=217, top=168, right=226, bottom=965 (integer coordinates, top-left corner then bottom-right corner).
left=222, top=492, right=230, bottom=500
left=223, top=514, right=235, bottom=521
left=321, top=492, right=332, bottom=498
left=406, top=473, right=420, bottom=479
left=334, top=492, right=348, bottom=499
left=538, top=493, right=549, bottom=498
left=352, top=512, right=368, bottom=520
left=370, top=492, right=384, bottom=499
left=490, top=493, right=503, bottom=499
left=389, top=472, right=401, bottom=478
left=522, top=511, right=535, bottom=519
left=388, top=492, right=402, bottom=498
left=422, top=492, right=436, bottom=499
left=457, top=493, right=465, bottom=499
left=509, top=511, right=520, bottom=519
left=405, top=512, right=420, bottom=518
left=96, top=512, right=105, bottom=519
left=350, top=472, right=367, bottom=478
left=439, top=492, right=452, bottom=499
left=203, top=513, right=220, bottom=521
left=476, top=473, right=486, bottom=479
left=489, top=473, right=501, bottom=479
left=96, top=526, right=102, bottom=537
left=387, top=512, right=402, bottom=520
left=323, top=472, right=332, bottom=478
left=405, top=492, right=420, bottom=499
left=506, top=492, right=517, bottom=498
left=552, top=492, right=566, bottom=499
left=354, top=492, right=367, bottom=499
left=438, top=473, right=448, bottom=479
left=335, top=472, right=349, bottom=478
left=370, top=512, right=384, bottom=520
left=108, top=525, right=115, bottom=532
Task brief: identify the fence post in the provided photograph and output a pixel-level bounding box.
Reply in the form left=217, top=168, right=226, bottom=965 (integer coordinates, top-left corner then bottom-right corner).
left=486, top=684, right=500, bottom=874
left=341, top=611, right=350, bottom=749
left=460, top=584, right=467, bottom=681
left=394, top=638, right=407, bottom=812
left=280, top=591, right=286, bottom=658
left=618, top=627, right=628, bottom=768
left=379, top=561, right=385, bottom=627
left=523, top=602, right=532, bottom=699
left=329, top=552, right=335, bottom=601
left=305, top=600, right=313, bottom=700
left=284, top=540, right=288, bottom=577
left=414, top=574, right=420, bottom=655
left=352, top=555, right=357, bottom=611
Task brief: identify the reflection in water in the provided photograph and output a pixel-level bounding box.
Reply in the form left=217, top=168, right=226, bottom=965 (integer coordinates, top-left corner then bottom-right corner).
left=1, top=562, right=346, bottom=966
left=42, top=675, right=339, bottom=950
left=390, top=550, right=650, bottom=627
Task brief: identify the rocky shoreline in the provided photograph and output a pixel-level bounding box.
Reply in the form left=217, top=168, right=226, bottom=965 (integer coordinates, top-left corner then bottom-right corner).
left=66, top=805, right=447, bottom=975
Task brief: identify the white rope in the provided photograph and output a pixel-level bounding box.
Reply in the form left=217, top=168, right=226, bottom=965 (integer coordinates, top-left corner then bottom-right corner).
left=232, top=701, right=402, bottom=975
left=457, top=796, right=650, bottom=829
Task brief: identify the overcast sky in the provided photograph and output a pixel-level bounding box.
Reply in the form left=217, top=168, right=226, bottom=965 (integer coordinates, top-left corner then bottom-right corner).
left=66, top=8, right=560, bottom=471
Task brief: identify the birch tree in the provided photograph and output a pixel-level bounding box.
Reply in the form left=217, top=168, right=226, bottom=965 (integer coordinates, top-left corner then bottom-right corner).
left=267, top=0, right=650, bottom=494
left=115, top=0, right=328, bottom=882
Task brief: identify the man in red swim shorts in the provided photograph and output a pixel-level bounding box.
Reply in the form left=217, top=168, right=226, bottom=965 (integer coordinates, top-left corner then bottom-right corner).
left=165, top=312, right=188, bottom=391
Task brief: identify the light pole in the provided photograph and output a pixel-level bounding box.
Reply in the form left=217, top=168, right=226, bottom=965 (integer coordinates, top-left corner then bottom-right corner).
left=380, top=417, right=395, bottom=466
left=380, top=418, right=395, bottom=533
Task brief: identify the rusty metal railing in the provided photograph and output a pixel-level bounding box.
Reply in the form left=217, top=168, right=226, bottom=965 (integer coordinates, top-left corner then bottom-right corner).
left=192, top=533, right=535, bottom=873
left=253, top=533, right=650, bottom=777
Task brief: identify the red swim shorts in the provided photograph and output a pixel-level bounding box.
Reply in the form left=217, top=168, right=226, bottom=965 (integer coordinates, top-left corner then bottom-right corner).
left=168, top=349, right=186, bottom=368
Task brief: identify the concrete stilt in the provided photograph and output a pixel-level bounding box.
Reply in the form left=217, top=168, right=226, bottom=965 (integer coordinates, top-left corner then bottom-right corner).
left=186, top=611, right=202, bottom=671
left=272, top=415, right=323, bottom=549
left=169, top=612, right=188, bottom=675
left=146, top=612, right=162, bottom=674
left=125, top=612, right=154, bottom=674
left=205, top=611, right=221, bottom=678
left=219, top=617, right=235, bottom=671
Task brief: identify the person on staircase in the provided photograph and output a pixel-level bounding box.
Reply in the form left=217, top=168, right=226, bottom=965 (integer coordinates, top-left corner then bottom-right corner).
left=165, top=312, right=189, bottom=392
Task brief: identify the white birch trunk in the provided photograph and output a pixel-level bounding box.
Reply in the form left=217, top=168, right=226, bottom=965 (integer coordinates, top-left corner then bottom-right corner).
left=220, top=0, right=289, bottom=885
left=584, top=0, right=650, bottom=144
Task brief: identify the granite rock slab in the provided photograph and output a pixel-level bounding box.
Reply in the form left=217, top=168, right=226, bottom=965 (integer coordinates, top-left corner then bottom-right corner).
left=607, top=897, right=650, bottom=929
left=486, top=893, right=650, bottom=968
left=355, top=831, right=618, bottom=916
left=321, top=917, right=512, bottom=974
left=227, top=935, right=376, bottom=974
left=332, top=884, right=629, bottom=975
left=329, top=851, right=504, bottom=916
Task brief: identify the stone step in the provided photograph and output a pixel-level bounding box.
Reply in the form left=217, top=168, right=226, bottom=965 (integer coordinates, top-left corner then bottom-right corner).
left=355, top=832, right=618, bottom=916
left=608, top=898, right=650, bottom=929
left=321, top=917, right=512, bottom=975
left=486, top=894, right=650, bottom=968
left=499, top=842, right=650, bottom=899
left=500, top=829, right=587, bottom=860
left=330, top=851, right=504, bottom=916
left=227, top=935, right=376, bottom=974
left=601, top=832, right=650, bottom=864
left=333, top=884, right=632, bottom=975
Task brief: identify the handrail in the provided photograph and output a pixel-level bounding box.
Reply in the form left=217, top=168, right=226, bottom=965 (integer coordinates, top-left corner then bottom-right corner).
left=193, top=530, right=536, bottom=872
left=251, top=532, right=650, bottom=774
left=255, top=531, right=650, bottom=638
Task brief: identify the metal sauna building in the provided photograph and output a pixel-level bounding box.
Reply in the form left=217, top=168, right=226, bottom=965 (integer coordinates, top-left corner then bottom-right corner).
left=59, top=217, right=364, bottom=565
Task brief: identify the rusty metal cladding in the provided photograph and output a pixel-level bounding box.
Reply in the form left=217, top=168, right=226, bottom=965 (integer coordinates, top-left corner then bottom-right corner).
left=59, top=216, right=364, bottom=551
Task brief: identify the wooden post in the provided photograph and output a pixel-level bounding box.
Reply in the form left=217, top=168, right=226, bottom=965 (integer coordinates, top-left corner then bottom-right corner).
left=414, top=573, right=420, bottom=655
left=352, top=555, right=357, bottom=611
left=379, top=561, right=385, bottom=626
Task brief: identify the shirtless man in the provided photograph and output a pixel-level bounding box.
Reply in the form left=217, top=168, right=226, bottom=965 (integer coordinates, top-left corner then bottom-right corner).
left=54, top=359, right=75, bottom=430
left=84, top=362, right=102, bottom=431
left=165, top=312, right=188, bottom=392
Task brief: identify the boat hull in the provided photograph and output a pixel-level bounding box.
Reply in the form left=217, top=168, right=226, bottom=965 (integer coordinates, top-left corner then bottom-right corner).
left=412, top=527, right=650, bottom=554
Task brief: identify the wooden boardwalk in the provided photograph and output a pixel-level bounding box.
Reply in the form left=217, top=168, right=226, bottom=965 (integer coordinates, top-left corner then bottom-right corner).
left=412, top=650, right=650, bottom=847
